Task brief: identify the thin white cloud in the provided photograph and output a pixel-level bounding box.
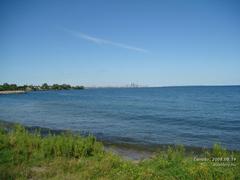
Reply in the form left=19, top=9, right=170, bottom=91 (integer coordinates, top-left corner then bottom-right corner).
left=64, top=28, right=149, bottom=53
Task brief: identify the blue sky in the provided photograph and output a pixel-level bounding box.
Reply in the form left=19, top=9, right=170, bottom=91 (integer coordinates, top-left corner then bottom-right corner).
left=1, top=0, right=240, bottom=86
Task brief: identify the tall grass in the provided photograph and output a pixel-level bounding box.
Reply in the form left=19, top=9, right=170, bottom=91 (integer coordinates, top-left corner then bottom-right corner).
left=0, top=125, right=239, bottom=179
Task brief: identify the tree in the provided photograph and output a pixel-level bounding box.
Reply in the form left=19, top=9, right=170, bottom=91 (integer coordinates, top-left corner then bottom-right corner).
left=52, top=84, right=60, bottom=90
left=41, top=83, right=49, bottom=90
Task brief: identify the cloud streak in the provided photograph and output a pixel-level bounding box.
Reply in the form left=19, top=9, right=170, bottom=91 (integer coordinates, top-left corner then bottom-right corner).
left=64, top=29, right=149, bottom=53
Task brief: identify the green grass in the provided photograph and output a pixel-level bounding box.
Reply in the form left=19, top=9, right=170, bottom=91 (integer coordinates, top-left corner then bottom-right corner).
left=0, top=125, right=239, bottom=179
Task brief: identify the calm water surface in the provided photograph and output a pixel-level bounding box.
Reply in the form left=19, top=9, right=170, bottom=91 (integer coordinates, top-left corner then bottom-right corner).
left=0, top=86, right=240, bottom=150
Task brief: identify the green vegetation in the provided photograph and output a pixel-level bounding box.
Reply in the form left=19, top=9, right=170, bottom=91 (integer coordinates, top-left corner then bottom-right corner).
left=0, top=83, right=84, bottom=92
left=0, top=125, right=239, bottom=179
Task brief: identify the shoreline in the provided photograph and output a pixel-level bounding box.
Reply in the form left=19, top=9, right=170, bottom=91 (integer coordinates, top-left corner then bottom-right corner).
left=0, top=120, right=154, bottom=160
left=0, top=90, right=26, bottom=94
left=1, top=120, right=238, bottom=160
left=1, top=121, right=239, bottom=179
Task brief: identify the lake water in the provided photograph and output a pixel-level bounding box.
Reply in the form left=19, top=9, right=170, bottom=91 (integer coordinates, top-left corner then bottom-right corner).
left=0, top=86, right=240, bottom=150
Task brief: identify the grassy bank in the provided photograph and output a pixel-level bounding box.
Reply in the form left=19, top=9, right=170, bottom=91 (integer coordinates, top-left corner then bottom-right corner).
left=0, top=125, right=239, bottom=179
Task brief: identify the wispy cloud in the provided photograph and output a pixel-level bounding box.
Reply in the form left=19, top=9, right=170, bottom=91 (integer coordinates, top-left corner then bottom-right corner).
left=63, top=28, right=149, bottom=53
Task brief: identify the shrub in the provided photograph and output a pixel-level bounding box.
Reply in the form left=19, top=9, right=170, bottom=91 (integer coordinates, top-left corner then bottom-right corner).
left=0, top=125, right=239, bottom=179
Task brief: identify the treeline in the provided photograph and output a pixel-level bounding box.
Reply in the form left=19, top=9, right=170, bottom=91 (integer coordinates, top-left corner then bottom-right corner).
left=0, top=83, right=84, bottom=91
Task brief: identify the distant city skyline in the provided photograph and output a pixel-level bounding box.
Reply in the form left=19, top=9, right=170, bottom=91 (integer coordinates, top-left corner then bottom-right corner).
left=1, top=0, right=240, bottom=86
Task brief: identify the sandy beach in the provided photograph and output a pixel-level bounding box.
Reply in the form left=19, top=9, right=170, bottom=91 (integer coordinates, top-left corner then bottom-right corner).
left=0, top=90, right=26, bottom=95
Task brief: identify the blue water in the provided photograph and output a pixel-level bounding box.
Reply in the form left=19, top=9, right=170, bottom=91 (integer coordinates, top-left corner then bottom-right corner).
left=0, top=86, right=240, bottom=150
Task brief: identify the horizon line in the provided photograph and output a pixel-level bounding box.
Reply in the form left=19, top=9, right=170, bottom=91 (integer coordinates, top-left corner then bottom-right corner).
left=1, top=82, right=240, bottom=88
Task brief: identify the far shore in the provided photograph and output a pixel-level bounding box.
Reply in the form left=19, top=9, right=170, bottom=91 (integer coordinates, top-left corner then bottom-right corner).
left=0, top=90, right=26, bottom=95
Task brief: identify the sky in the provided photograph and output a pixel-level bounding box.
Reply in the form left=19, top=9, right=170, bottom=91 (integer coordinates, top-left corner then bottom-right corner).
left=1, top=0, right=240, bottom=87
